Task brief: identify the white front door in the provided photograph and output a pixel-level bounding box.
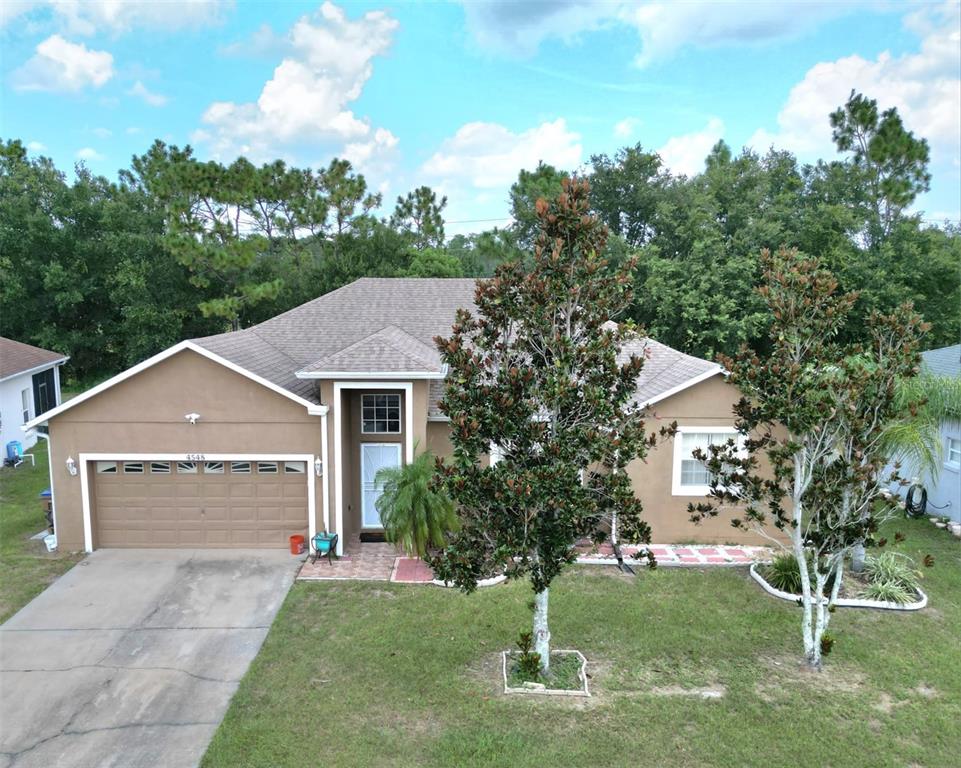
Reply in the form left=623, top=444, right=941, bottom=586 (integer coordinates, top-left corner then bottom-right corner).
left=361, top=443, right=402, bottom=528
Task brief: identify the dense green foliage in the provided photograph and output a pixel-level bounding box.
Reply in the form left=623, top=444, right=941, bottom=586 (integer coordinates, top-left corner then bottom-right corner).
left=2, top=91, right=956, bottom=384
left=375, top=449, right=458, bottom=558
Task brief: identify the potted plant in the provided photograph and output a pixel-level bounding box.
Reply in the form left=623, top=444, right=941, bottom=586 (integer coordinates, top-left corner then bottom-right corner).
left=375, top=448, right=458, bottom=558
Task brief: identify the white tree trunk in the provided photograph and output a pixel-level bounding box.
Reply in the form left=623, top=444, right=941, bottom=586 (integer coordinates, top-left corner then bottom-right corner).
left=533, top=588, right=551, bottom=673
left=794, top=531, right=818, bottom=668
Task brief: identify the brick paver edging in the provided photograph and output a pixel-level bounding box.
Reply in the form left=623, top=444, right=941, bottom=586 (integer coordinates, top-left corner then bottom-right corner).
left=577, top=543, right=772, bottom=568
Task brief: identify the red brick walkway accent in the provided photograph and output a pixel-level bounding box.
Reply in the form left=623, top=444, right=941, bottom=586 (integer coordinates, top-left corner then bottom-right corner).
left=299, top=541, right=772, bottom=581
left=577, top=543, right=771, bottom=567
left=391, top=557, right=435, bottom=583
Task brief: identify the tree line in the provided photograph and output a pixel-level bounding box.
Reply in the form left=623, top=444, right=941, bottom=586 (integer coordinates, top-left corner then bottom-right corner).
left=1, top=91, right=957, bottom=383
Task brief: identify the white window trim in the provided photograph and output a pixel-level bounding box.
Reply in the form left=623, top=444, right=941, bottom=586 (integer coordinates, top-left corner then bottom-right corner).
left=945, top=437, right=961, bottom=472
left=671, top=426, right=740, bottom=497
left=360, top=393, right=402, bottom=435
left=333, top=382, right=413, bottom=556
left=21, top=388, right=32, bottom=425
left=78, top=452, right=316, bottom=554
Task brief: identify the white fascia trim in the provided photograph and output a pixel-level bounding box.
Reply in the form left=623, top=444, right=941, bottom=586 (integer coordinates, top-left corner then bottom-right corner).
left=79, top=452, right=316, bottom=554
left=333, top=381, right=414, bottom=556
left=23, top=341, right=327, bottom=430
left=642, top=366, right=724, bottom=408
left=671, top=425, right=740, bottom=497
left=0, top=357, right=69, bottom=384
left=296, top=369, right=447, bottom=380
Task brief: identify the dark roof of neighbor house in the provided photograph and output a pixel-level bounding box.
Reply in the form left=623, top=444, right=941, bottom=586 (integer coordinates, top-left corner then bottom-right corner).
left=0, top=337, right=68, bottom=382
left=921, top=344, right=961, bottom=379
left=191, top=278, right=722, bottom=411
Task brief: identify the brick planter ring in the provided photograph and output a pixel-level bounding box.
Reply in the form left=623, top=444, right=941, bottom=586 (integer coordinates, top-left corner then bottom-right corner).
left=749, top=563, right=928, bottom=611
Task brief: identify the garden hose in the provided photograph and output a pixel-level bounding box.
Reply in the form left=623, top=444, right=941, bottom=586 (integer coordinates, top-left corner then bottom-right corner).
left=905, top=484, right=927, bottom=518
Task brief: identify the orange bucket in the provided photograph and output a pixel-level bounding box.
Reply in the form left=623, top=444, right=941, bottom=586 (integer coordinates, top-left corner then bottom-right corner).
left=289, top=534, right=306, bottom=555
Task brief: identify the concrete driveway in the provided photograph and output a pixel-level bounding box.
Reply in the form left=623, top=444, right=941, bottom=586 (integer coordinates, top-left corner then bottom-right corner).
left=0, top=549, right=301, bottom=768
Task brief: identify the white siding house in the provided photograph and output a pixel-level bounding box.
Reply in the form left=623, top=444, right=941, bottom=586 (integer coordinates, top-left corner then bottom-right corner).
left=0, top=337, right=68, bottom=453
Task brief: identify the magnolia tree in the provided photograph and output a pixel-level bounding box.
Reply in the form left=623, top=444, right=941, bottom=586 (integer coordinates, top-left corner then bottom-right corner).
left=690, top=247, right=926, bottom=670
left=431, top=178, right=656, bottom=672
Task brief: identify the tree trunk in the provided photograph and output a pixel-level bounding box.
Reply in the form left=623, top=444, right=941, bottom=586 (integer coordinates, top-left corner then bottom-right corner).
left=533, top=588, right=550, bottom=673
left=850, top=543, right=865, bottom=573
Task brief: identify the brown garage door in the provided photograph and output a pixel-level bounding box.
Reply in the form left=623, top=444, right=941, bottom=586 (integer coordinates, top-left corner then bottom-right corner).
left=92, top=459, right=309, bottom=548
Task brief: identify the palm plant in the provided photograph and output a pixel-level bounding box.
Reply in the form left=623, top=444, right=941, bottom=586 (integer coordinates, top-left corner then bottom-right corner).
left=375, top=448, right=458, bottom=558
left=850, top=373, right=961, bottom=572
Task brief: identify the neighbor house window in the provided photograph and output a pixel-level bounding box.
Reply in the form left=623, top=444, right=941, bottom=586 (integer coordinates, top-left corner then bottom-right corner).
left=96, top=461, right=117, bottom=474
left=150, top=462, right=171, bottom=474
left=362, top=393, right=401, bottom=434
left=257, top=462, right=278, bottom=474
left=230, top=461, right=251, bottom=474
left=203, top=462, right=224, bottom=474
left=672, top=428, right=739, bottom=496
left=947, top=437, right=961, bottom=469
left=21, top=389, right=31, bottom=424
left=177, top=462, right=197, bottom=474
left=123, top=462, right=144, bottom=474
left=284, top=461, right=306, bottom=474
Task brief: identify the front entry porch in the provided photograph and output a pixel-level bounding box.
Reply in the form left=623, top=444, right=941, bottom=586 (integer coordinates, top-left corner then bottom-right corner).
left=297, top=538, right=435, bottom=582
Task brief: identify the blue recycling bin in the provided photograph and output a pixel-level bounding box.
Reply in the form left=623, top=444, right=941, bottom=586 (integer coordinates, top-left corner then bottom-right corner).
left=6, top=441, right=23, bottom=462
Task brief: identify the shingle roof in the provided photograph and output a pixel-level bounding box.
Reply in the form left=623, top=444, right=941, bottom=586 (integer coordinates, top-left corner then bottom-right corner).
left=191, top=278, right=720, bottom=411
left=921, top=344, right=961, bottom=379
left=300, top=325, right=442, bottom=375
left=0, top=337, right=68, bottom=381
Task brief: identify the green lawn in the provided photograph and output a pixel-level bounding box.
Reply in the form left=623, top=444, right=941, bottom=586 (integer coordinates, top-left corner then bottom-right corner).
left=203, top=519, right=960, bottom=768
left=0, top=445, right=83, bottom=622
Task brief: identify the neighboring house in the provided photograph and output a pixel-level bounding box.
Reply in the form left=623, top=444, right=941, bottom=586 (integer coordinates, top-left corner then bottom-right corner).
left=897, top=344, right=961, bottom=522
left=1, top=337, right=68, bottom=452
left=24, top=278, right=758, bottom=553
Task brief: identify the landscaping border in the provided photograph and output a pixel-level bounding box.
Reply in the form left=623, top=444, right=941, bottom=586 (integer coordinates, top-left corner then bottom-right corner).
left=432, top=574, right=507, bottom=588
left=501, top=649, right=591, bottom=697
left=749, top=562, right=928, bottom=611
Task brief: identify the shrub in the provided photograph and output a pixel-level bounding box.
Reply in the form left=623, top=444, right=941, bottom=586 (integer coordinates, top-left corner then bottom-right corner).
left=515, top=631, right=542, bottom=680
left=862, top=551, right=921, bottom=593
left=861, top=581, right=913, bottom=604
left=820, top=632, right=835, bottom=655
left=375, top=448, right=458, bottom=558
left=763, top=552, right=837, bottom=595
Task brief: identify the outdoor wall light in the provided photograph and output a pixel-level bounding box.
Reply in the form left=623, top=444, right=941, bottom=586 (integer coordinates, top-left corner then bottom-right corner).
left=314, top=458, right=323, bottom=477
left=65, top=456, right=77, bottom=476
left=184, top=412, right=201, bottom=425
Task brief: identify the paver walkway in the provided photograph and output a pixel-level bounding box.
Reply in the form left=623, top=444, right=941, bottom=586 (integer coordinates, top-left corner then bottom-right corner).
left=297, top=542, right=771, bottom=582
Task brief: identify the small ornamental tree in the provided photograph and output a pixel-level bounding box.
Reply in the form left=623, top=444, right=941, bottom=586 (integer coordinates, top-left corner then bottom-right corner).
left=690, top=247, right=927, bottom=669
left=431, top=178, right=656, bottom=672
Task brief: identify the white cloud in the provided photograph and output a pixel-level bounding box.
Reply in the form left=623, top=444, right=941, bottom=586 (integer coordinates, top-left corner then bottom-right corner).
left=343, top=127, right=399, bottom=176
left=461, top=1, right=868, bottom=66
left=92, top=127, right=112, bottom=138
left=657, top=117, right=725, bottom=176
left=76, top=146, right=103, bottom=161
left=195, top=2, right=397, bottom=161
left=748, top=4, right=961, bottom=168
left=126, top=126, right=141, bottom=135
left=26, top=140, right=46, bottom=152
left=11, top=34, right=113, bottom=92
left=614, top=117, right=641, bottom=139
left=128, top=80, right=168, bottom=107
left=422, top=118, right=582, bottom=190
left=1, top=0, right=230, bottom=35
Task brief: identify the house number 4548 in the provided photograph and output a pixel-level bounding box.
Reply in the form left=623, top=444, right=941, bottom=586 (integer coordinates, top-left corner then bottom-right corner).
left=185, top=453, right=205, bottom=461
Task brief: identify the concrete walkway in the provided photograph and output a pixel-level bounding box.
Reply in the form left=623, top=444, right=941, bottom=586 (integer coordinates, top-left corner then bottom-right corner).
left=0, top=549, right=301, bottom=768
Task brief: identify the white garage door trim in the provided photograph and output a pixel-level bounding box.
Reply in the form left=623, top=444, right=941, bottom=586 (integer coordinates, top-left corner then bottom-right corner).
left=79, top=452, right=316, bottom=553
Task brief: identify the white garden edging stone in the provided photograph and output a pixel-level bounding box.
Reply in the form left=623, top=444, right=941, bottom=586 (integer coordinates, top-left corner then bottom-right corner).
left=501, top=649, right=590, bottom=697
left=749, top=563, right=928, bottom=611
left=431, top=574, right=507, bottom=588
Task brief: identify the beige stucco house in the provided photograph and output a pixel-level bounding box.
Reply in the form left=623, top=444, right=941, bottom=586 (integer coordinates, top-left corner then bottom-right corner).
left=25, top=278, right=759, bottom=554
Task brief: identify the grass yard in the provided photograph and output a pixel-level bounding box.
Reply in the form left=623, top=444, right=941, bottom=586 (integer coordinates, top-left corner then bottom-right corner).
left=203, top=519, right=960, bottom=768
left=0, top=445, right=83, bottom=622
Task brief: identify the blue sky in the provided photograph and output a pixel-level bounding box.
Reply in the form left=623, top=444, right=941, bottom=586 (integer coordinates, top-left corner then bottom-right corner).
left=2, top=1, right=959, bottom=235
